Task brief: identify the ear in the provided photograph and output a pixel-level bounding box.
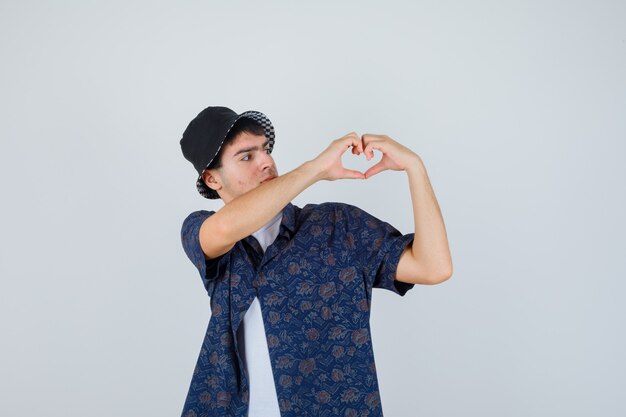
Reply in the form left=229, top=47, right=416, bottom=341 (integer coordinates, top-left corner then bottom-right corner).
left=202, top=169, right=222, bottom=192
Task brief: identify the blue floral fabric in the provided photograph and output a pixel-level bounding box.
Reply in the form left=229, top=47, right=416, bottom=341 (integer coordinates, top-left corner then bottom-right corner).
left=180, top=201, right=415, bottom=417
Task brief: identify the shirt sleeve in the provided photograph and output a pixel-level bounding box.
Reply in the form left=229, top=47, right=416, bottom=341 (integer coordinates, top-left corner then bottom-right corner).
left=347, top=204, right=416, bottom=296
left=180, top=210, right=231, bottom=295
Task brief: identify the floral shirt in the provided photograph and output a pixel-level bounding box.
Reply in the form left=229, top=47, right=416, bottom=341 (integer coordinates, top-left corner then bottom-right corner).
left=180, top=201, right=415, bottom=417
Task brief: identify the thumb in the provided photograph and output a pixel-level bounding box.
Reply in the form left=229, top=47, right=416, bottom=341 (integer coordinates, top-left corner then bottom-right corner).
left=342, top=168, right=366, bottom=179
left=363, top=162, right=386, bottom=179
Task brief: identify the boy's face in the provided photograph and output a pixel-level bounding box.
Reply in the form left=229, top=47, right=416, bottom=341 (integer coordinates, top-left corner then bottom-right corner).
left=203, top=131, right=279, bottom=204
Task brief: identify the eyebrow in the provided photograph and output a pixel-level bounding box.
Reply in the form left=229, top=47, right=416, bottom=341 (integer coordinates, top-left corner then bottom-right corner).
left=232, top=139, right=270, bottom=158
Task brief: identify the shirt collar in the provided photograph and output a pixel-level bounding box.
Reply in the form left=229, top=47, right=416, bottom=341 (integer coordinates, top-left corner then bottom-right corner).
left=280, top=201, right=296, bottom=236
left=242, top=201, right=296, bottom=251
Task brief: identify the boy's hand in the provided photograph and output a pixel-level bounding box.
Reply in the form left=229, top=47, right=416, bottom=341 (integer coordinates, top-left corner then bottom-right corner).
left=310, top=132, right=366, bottom=181
left=361, top=134, right=421, bottom=178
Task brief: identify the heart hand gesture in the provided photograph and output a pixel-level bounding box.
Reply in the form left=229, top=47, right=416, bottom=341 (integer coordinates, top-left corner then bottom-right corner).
left=311, top=132, right=421, bottom=181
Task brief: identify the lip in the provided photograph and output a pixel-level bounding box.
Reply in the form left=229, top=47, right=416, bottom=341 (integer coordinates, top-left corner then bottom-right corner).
left=261, top=175, right=276, bottom=184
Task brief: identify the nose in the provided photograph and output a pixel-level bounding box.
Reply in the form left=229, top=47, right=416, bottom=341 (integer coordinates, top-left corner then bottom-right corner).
left=259, top=149, right=274, bottom=171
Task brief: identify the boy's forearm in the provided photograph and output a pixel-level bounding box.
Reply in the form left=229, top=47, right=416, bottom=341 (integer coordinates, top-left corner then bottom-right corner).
left=215, top=161, right=320, bottom=244
left=406, top=161, right=453, bottom=279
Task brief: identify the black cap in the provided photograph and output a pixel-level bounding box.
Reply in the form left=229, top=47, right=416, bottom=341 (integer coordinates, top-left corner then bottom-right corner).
left=180, top=106, right=276, bottom=199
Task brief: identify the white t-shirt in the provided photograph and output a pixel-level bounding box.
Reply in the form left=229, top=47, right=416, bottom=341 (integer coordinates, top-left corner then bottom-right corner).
left=236, top=210, right=283, bottom=416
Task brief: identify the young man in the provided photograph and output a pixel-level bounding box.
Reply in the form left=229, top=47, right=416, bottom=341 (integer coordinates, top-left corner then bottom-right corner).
left=179, top=106, right=452, bottom=417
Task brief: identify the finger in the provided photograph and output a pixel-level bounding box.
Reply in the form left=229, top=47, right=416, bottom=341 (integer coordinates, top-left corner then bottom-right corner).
left=364, top=161, right=386, bottom=179
left=342, top=168, right=366, bottom=179
left=355, top=135, right=364, bottom=154
left=350, top=137, right=361, bottom=155
left=342, top=131, right=359, bottom=141
left=333, top=133, right=362, bottom=161
left=363, top=142, right=381, bottom=161
left=343, top=140, right=363, bottom=155
left=362, top=133, right=386, bottom=140
left=362, top=135, right=382, bottom=156
left=343, top=132, right=363, bottom=154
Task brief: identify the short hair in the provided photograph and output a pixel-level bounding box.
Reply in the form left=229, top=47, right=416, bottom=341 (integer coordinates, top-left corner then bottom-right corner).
left=207, top=117, right=266, bottom=170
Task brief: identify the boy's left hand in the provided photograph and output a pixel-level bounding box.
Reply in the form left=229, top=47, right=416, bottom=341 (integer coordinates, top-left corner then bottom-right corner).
left=360, top=134, right=421, bottom=178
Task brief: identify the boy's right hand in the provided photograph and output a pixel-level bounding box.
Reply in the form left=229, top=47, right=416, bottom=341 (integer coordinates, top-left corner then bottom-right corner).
left=310, top=132, right=366, bottom=181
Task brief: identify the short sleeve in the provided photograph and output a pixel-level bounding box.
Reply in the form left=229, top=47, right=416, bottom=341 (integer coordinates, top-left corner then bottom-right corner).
left=348, top=204, right=416, bottom=296
left=180, top=210, right=231, bottom=295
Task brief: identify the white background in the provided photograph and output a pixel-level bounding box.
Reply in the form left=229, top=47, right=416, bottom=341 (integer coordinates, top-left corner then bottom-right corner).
left=1, top=1, right=625, bottom=416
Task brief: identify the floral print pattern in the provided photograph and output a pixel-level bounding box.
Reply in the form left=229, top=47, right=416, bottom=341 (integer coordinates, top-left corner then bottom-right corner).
left=180, top=201, right=415, bottom=416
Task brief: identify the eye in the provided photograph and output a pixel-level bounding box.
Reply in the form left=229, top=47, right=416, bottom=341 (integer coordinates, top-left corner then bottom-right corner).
left=241, top=154, right=250, bottom=161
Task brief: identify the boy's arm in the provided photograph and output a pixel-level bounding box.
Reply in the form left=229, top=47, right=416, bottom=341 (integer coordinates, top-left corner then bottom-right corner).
left=360, top=134, right=453, bottom=284
left=199, top=133, right=366, bottom=260
left=396, top=162, right=452, bottom=284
